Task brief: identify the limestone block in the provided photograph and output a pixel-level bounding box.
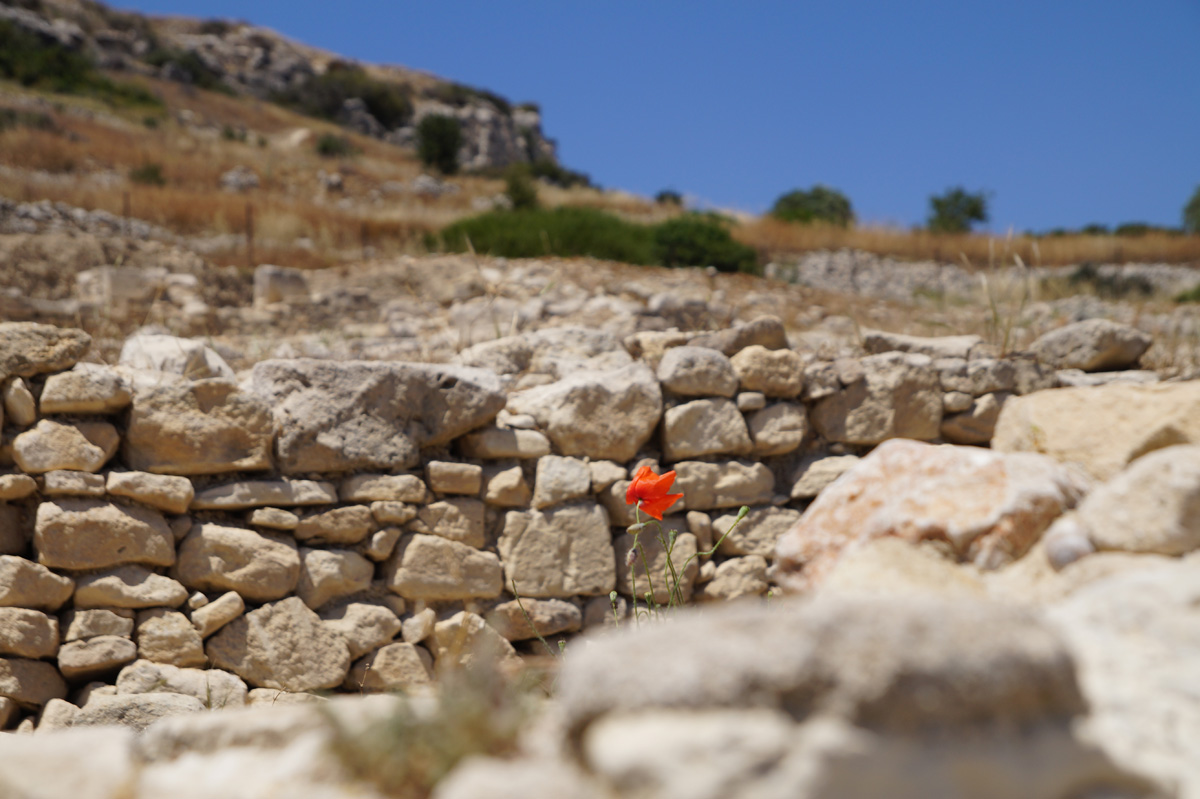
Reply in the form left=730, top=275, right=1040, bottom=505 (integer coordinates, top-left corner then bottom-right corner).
left=730, top=345, right=805, bottom=397
left=2, top=378, right=36, bottom=426
left=41, top=470, right=106, bottom=497
left=34, top=499, right=174, bottom=570
left=0, top=555, right=73, bottom=611
left=790, top=453, right=860, bottom=500
left=345, top=642, right=433, bottom=692
left=73, top=566, right=187, bottom=609
left=482, top=463, right=531, bottom=507
left=0, top=656, right=66, bottom=707
left=191, top=479, right=337, bottom=510
left=318, top=600, right=401, bottom=660
left=62, top=608, right=134, bottom=642
left=687, top=316, right=787, bottom=356
left=713, top=506, right=802, bottom=558
left=409, top=498, right=486, bottom=547
left=1031, top=318, right=1151, bottom=372
left=0, top=323, right=90, bottom=380
left=0, top=608, right=58, bottom=658
left=356, top=526, right=402, bottom=562
left=499, top=503, right=615, bottom=598
left=72, top=692, right=203, bottom=732
left=811, top=352, right=942, bottom=445
left=58, top=636, right=138, bottom=682
left=118, top=334, right=234, bottom=380
left=106, top=471, right=194, bottom=514
left=296, top=548, right=373, bottom=610
left=401, top=607, right=436, bottom=645
left=135, top=609, right=205, bottom=668
left=39, top=363, right=131, bottom=414
left=173, top=524, right=300, bottom=603
left=615, top=531, right=699, bottom=604
left=460, top=427, right=552, bottom=459
left=941, top=391, right=1007, bottom=445
left=693, top=555, right=769, bottom=602
left=0, top=474, right=36, bottom=500
left=248, top=507, right=299, bottom=530
left=339, top=473, right=427, bottom=503
left=745, top=402, right=807, bottom=456
left=385, top=534, right=502, bottom=602
left=190, top=591, right=245, bottom=639
left=116, top=660, right=247, bottom=709
left=370, top=501, right=417, bottom=526
left=532, top=455, right=591, bottom=509
left=429, top=611, right=518, bottom=671
left=426, top=461, right=483, bottom=495
left=662, top=398, right=753, bottom=461
left=13, top=420, right=118, bottom=474
left=294, top=505, right=374, bottom=546
left=673, top=460, right=774, bottom=511
left=656, top=346, right=738, bottom=397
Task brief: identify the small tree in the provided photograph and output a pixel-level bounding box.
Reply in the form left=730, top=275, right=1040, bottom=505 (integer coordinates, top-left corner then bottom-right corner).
left=416, top=114, right=462, bottom=175
left=1183, top=185, right=1200, bottom=234
left=504, top=164, right=539, bottom=210
left=927, top=187, right=989, bottom=233
left=655, top=189, right=683, bottom=206
left=770, top=185, right=854, bottom=226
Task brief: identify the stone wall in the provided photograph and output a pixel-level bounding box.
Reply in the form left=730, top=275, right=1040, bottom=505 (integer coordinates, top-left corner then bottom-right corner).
left=0, top=317, right=1152, bottom=732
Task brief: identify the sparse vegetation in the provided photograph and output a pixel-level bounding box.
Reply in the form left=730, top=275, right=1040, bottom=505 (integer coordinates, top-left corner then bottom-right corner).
left=771, top=184, right=854, bottom=227
left=129, top=162, right=166, bottom=186
left=315, top=132, right=354, bottom=158
left=144, top=47, right=233, bottom=95
left=425, top=81, right=512, bottom=115
left=927, top=186, right=989, bottom=233
left=655, top=189, right=683, bottom=206
left=503, top=164, right=539, bottom=210
left=528, top=158, right=591, bottom=189
left=273, top=64, right=413, bottom=130
left=0, top=107, right=55, bottom=133
left=417, top=114, right=462, bottom=175
left=1185, top=186, right=1200, bottom=235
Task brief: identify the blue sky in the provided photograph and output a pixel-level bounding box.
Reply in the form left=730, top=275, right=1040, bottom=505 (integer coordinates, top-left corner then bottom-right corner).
left=116, top=1, right=1200, bottom=232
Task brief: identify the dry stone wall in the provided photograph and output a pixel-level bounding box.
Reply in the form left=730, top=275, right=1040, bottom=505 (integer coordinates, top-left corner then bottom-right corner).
left=0, top=317, right=1155, bottom=731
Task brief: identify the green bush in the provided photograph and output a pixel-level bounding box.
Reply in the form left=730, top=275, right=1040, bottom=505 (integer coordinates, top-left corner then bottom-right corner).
left=528, top=158, right=591, bottom=188
left=315, top=133, right=353, bottom=157
left=425, top=82, right=511, bottom=115
left=130, top=162, right=165, bottom=186
left=417, top=115, right=462, bottom=175
left=652, top=214, right=758, bottom=273
left=273, top=65, right=412, bottom=130
left=927, top=186, right=989, bottom=233
left=1186, top=186, right=1200, bottom=234
left=771, top=185, right=854, bottom=226
left=437, top=207, right=656, bottom=264
left=144, top=47, right=232, bottom=95
left=503, top=165, right=539, bottom=210
left=655, top=189, right=683, bottom=206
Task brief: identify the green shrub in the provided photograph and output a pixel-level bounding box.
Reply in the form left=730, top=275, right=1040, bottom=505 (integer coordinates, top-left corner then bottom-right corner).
left=1176, top=284, right=1200, bottom=303
left=771, top=185, right=854, bottom=226
left=655, top=189, right=683, bottom=206
left=425, top=82, right=511, bottom=115
left=528, top=158, right=591, bottom=188
left=417, top=114, right=462, bottom=175
left=273, top=65, right=412, bottom=130
left=0, top=107, right=55, bottom=133
left=504, top=165, right=539, bottom=210
left=1186, top=186, right=1200, bottom=234
left=315, top=133, right=354, bottom=157
left=652, top=214, right=758, bottom=274
left=129, top=162, right=165, bottom=186
left=927, top=186, right=989, bottom=233
left=144, top=47, right=232, bottom=95
left=1081, top=223, right=1110, bottom=235
left=437, top=207, right=656, bottom=264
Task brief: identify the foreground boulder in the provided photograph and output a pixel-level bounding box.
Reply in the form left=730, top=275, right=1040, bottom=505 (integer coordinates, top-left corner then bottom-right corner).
left=1030, top=318, right=1151, bottom=372
left=249, top=359, right=505, bottom=473
left=774, top=439, right=1090, bottom=591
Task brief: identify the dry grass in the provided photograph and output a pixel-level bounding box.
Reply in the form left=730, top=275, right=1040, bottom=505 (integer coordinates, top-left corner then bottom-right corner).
left=736, top=217, right=1200, bottom=266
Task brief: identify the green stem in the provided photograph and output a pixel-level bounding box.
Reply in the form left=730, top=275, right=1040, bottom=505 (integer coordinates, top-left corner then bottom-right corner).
left=655, top=529, right=686, bottom=609
left=677, top=505, right=751, bottom=585
left=511, top=579, right=559, bottom=660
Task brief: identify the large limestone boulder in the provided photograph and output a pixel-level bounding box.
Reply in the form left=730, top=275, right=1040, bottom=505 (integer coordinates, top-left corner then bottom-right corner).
left=0, top=608, right=58, bottom=659
left=39, top=363, right=131, bottom=414
left=993, top=380, right=1200, bottom=481
left=498, top=503, right=616, bottom=598
left=729, top=345, right=805, bottom=398
left=0, top=323, right=90, bottom=381
left=12, top=420, right=119, bottom=474
left=296, top=548, right=373, bottom=610
left=712, top=506, right=802, bottom=558
left=774, top=439, right=1090, bottom=592
left=73, top=692, right=205, bottom=732
left=249, top=359, right=505, bottom=473
left=810, top=352, right=942, bottom=444
left=73, top=565, right=188, bottom=609
left=173, top=523, right=300, bottom=602
left=656, top=346, right=738, bottom=397
left=385, top=534, right=503, bottom=601
left=207, top=597, right=351, bottom=691
left=124, top=379, right=275, bottom=475
left=672, top=460, right=775, bottom=511
left=0, top=657, right=67, bottom=707
left=0, top=555, right=74, bottom=610
left=116, top=660, right=248, bottom=709
left=506, top=363, right=662, bottom=462
left=34, top=499, right=175, bottom=570
left=662, top=398, right=753, bottom=461
left=1030, top=318, right=1151, bottom=372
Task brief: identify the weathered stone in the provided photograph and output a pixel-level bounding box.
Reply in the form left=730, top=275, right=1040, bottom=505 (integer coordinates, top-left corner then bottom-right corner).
left=386, top=534, right=502, bottom=601
left=339, top=473, right=428, bottom=503
left=532, top=455, right=591, bottom=509
left=294, top=505, right=375, bottom=545
left=0, top=473, right=36, bottom=500
left=688, top=316, right=787, bottom=356
left=662, top=398, right=753, bottom=461
left=460, top=427, right=552, bottom=459
left=0, top=555, right=73, bottom=610
left=499, top=503, right=616, bottom=598
left=58, top=636, right=138, bottom=682
left=2, top=378, right=36, bottom=427
left=811, top=352, right=942, bottom=444
left=63, top=608, right=134, bottom=642
left=487, top=597, right=582, bottom=641
left=356, top=526, right=402, bottom=562
left=248, top=507, right=299, bottom=530
left=73, top=691, right=204, bottom=731
left=124, top=379, right=274, bottom=475
left=1031, top=318, right=1152, bottom=372
left=713, top=506, right=802, bottom=558
left=207, top=597, right=350, bottom=691
left=481, top=463, right=532, bottom=507
left=190, top=591, right=245, bottom=638
left=427, top=461, right=483, bottom=495
left=436, top=756, right=608, bottom=799
left=254, top=263, right=309, bottom=307
left=0, top=656, right=66, bottom=707
left=173, top=524, right=300, bottom=603
left=507, top=363, right=662, bottom=462
left=0, top=323, right=90, bottom=380
left=656, top=346, right=739, bottom=397
left=116, top=660, right=247, bottom=709
left=371, top=500, right=418, bottom=526
left=823, top=537, right=988, bottom=598
left=943, top=390, right=974, bottom=413
left=401, top=607, right=436, bottom=645
left=1074, top=445, right=1200, bottom=556
left=249, top=359, right=505, bottom=473
left=993, top=381, right=1200, bottom=481
left=39, top=363, right=131, bottom=414
left=673, top=460, right=775, bottom=511
left=74, top=566, right=188, bottom=609
left=0, top=726, right=137, bottom=797
left=588, top=460, right=626, bottom=494
left=745, top=402, right=807, bottom=456
left=730, top=345, right=805, bottom=398
left=106, top=471, right=194, bottom=514
left=319, top=600, right=402, bottom=659
left=615, top=531, right=699, bottom=604
left=693, top=556, right=769, bottom=602
left=13, top=419, right=118, bottom=474
left=405, top=499, right=483, bottom=548
left=345, top=642, right=433, bottom=692
left=0, top=608, right=57, bottom=658
left=774, top=439, right=1091, bottom=592
left=941, top=391, right=1007, bottom=445
left=41, top=469, right=105, bottom=497
left=36, top=696, right=77, bottom=731
left=191, top=479, right=337, bottom=510
left=863, top=330, right=983, bottom=359
left=296, top=548, right=373, bottom=610
left=429, top=611, right=518, bottom=671
left=34, top=499, right=174, bottom=570
left=790, top=453, right=860, bottom=499
left=136, top=609, right=205, bottom=668
left=118, top=334, right=234, bottom=380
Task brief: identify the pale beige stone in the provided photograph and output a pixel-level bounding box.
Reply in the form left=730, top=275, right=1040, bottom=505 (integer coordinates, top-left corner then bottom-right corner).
left=36, top=696, right=78, bottom=731
left=673, top=460, right=775, bottom=511
left=588, top=460, right=626, bottom=493
left=694, top=555, right=769, bottom=601
left=487, top=597, right=582, bottom=641
left=106, top=471, right=194, bottom=514
left=74, top=565, right=188, bottom=609
left=410, top=498, right=486, bottom=547
left=41, top=470, right=106, bottom=497
left=2, top=378, right=36, bottom=427
left=190, top=591, right=245, bottom=638
left=460, top=427, right=552, bottom=459
left=136, top=609, right=206, bottom=668
left=662, top=398, right=753, bottom=461
left=0, top=656, right=66, bottom=707
left=34, top=498, right=174, bottom=570
left=824, top=537, right=987, bottom=598
left=811, top=352, right=942, bottom=445
left=533, top=455, right=591, bottom=509
left=58, top=636, right=138, bottom=682
left=656, top=346, right=738, bottom=397
left=401, top=607, right=436, bottom=645
left=190, top=479, right=337, bottom=510
left=13, top=419, right=118, bottom=474
left=482, top=463, right=532, bottom=507
left=615, top=531, right=699, bottom=604
left=0, top=555, right=73, bottom=611
left=0, top=323, right=90, bottom=380
left=248, top=507, right=299, bottom=530
left=429, top=611, right=518, bottom=671
left=941, top=392, right=1007, bottom=445
left=737, top=391, right=767, bottom=411
left=0, top=608, right=58, bottom=658
left=713, top=506, right=802, bottom=558
left=370, top=500, right=417, bottom=525
left=296, top=548, right=373, bottom=610
left=356, top=526, right=402, bottom=562
left=63, top=608, right=134, bottom=642
left=730, top=345, right=805, bottom=397
left=116, top=660, right=247, bottom=709
left=173, top=523, right=300, bottom=602
left=0, top=474, right=36, bottom=500
left=339, top=473, right=428, bottom=503
left=385, top=534, right=502, bottom=601
left=294, top=505, right=375, bottom=545
left=499, top=503, right=616, bottom=598
left=73, top=692, right=204, bottom=731
left=39, top=363, right=131, bottom=414
left=345, top=642, right=433, bottom=692
left=745, top=402, right=808, bottom=456
left=427, top=461, right=483, bottom=495
left=1030, top=318, right=1151, bottom=372
left=319, top=600, right=401, bottom=660
left=790, top=454, right=861, bottom=500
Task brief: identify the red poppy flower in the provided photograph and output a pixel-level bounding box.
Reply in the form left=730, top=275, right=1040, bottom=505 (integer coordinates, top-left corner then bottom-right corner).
left=625, top=465, right=683, bottom=521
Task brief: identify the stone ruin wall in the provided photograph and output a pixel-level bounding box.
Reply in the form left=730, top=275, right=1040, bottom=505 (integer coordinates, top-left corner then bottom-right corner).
left=0, top=315, right=1142, bottom=731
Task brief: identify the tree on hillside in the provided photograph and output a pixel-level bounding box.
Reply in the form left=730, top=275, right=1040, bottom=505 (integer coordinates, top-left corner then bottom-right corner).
left=770, top=185, right=854, bottom=226
left=927, top=187, right=989, bottom=233
left=416, top=114, right=462, bottom=175
left=1184, top=185, right=1200, bottom=234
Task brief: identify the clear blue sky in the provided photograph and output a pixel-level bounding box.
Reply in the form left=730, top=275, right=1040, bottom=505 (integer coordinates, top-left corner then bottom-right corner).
left=116, top=0, right=1200, bottom=232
